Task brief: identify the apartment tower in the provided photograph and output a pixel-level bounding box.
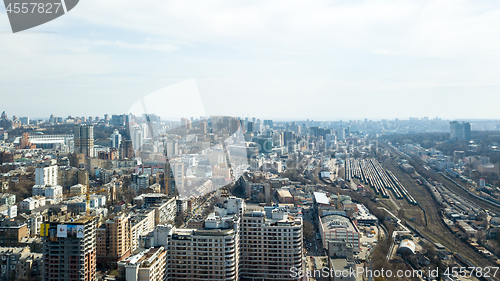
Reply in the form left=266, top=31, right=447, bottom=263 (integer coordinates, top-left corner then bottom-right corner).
left=42, top=216, right=97, bottom=281
left=74, top=124, right=95, bottom=158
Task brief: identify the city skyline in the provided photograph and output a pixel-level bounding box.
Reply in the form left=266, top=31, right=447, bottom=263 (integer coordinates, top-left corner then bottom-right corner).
left=1, top=111, right=498, bottom=123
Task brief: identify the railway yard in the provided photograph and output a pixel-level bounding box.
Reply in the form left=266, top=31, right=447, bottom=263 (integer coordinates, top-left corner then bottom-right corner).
left=339, top=148, right=499, bottom=281
left=384, top=159, right=495, bottom=270
left=345, top=158, right=417, bottom=205
left=372, top=142, right=500, bottom=276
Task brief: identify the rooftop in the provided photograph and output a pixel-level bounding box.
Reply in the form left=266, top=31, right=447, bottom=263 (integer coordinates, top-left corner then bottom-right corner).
left=321, top=215, right=356, bottom=232
left=314, top=192, right=330, bottom=205
left=277, top=189, right=292, bottom=198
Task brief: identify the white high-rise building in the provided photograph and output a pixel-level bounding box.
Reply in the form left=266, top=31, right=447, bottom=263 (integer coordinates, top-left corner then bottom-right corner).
left=131, top=125, right=143, bottom=151
left=239, top=209, right=303, bottom=280
left=35, top=165, right=58, bottom=186
left=111, top=129, right=122, bottom=149
left=33, top=165, right=63, bottom=204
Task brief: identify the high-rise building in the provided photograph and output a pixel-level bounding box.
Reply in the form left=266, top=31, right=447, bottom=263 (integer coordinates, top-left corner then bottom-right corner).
left=130, top=125, right=143, bottom=151
left=263, top=119, right=273, bottom=128
left=257, top=137, right=273, bottom=153
left=450, top=121, right=471, bottom=141
left=74, top=124, right=95, bottom=158
left=200, top=120, right=207, bottom=134
left=35, top=165, right=58, bottom=186
left=120, top=140, right=134, bottom=159
left=283, top=131, right=294, bottom=146
left=19, top=117, right=30, bottom=125
left=111, top=114, right=126, bottom=127
left=97, top=213, right=131, bottom=267
left=131, top=173, right=150, bottom=192
left=167, top=225, right=239, bottom=280
left=309, top=126, right=319, bottom=137
left=164, top=141, right=178, bottom=157
left=338, top=128, right=346, bottom=140
left=239, top=209, right=303, bottom=280
left=42, top=216, right=97, bottom=281
left=111, top=129, right=122, bottom=149
left=272, top=132, right=283, bottom=147
left=181, top=118, right=191, bottom=129
left=164, top=162, right=176, bottom=196
left=230, top=118, right=241, bottom=135
left=254, top=120, right=262, bottom=132
left=137, top=197, right=302, bottom=281
left=246, top=122, right=254, bottom=133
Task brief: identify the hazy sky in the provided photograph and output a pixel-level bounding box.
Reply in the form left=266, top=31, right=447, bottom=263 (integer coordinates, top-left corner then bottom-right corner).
left=1, top=0, right=500, bottom=121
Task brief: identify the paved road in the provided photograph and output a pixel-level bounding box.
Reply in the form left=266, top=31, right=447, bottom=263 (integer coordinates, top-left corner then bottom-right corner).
left=303, top=209, right=327, bottom=281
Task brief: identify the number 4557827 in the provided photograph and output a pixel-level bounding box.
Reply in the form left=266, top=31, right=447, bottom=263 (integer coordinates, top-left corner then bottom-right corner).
left=6, top=2, right=62, bottom=14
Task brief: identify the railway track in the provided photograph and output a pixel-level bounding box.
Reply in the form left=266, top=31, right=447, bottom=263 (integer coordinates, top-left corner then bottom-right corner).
left=384, top=158, right=497, bottom=273
left=426, top=168, right=500, bottom=214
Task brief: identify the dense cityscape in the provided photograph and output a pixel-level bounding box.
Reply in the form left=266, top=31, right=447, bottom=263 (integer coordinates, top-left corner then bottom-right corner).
left=0, top=111, right=498, bottom=281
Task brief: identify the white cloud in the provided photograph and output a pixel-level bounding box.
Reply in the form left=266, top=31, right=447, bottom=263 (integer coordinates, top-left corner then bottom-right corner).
left=89, top=39, right=178, bottom=52
left=2, top=1, right=500, bottom=119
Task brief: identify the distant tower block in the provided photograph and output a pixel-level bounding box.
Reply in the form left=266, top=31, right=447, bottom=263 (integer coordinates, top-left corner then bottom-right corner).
left=74, top=124, right=95, bottom=158
left=165, top=162, right=176, bottom=196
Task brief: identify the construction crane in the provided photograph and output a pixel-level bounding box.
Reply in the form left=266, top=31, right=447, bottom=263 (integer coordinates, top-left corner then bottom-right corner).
left=86, top=187, right=107, bottom=215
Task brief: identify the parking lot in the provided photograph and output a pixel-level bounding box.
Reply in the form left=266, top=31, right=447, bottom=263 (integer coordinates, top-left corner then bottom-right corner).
left=357, top=224, right=381, bottom=261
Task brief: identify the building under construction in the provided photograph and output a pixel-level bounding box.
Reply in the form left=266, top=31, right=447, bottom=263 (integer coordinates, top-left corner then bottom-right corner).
left=42, top=216, right=97, bottom=281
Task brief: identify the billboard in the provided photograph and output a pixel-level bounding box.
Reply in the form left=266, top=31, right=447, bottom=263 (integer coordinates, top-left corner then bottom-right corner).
left=76, top=225, right=84, bottom=238
left=66, top=225, right=84, bottom=238
left=49, top=228, right=57, bottom=241
left=40, top=223, right=45, bottom=237
left=44, top=224, right=84, bottom=239
left=57, top=224, right=67, bottom=238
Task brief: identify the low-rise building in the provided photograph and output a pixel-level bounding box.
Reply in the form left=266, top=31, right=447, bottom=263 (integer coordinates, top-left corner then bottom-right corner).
left=70, top=184, right=87, bottom=196
left=89, top=195, right=106, bottom=209
left=0, top=246, right=31, bottom=280
left=277, top=189, right=294, bottom=204
left=32, top=185, right=63, bottom=204
left=320, top=215, right=360, bottom=253
left=20, top=196, right=46, bottom=211
left=0, top=219, right=27, bottom=246
left=0, top=205, right=17, bottom=218
left=0, top=193, right=15, bottom=206
left=17, top=251, right=43, bottom=280
left=118, top=247, right=166, bottom=281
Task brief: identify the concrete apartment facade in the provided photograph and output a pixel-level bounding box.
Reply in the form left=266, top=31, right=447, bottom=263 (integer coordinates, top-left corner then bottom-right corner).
left=239, top=209, right=303, bottom=281
left=119, top=247, right=166, bottom=281
left=42, top=216, right=97, bottom=281
left=97, top=213, right=131, bottom=267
